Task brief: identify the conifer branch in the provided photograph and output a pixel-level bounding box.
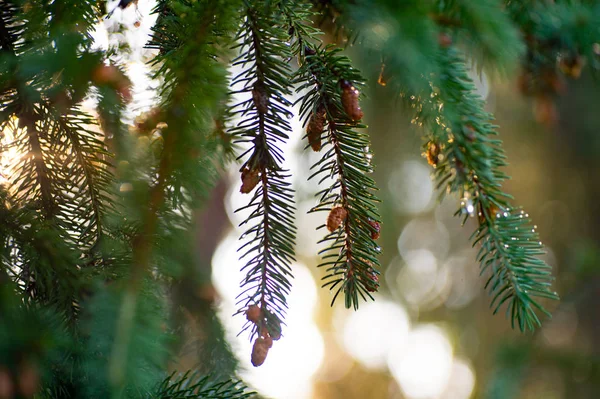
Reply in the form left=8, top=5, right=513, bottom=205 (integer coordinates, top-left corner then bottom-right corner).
left=329, top=0, right=558, bottom=329
left=109, top=0, right=239, bottom=387
left=415, top=45, right=558, bottom=331
left=22, top=109, right=57, bottom=218
left=229, top=0, right=296, bottom=344
left=155, top=371, right=256, bottom=399
left=57, top=110, right=110, bottom=248
left=295, top=46, right=381, bottom=309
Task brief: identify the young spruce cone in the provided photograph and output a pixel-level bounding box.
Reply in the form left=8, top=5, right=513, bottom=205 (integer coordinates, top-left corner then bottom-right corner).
left=307, top=105, right=326, bottom=151
left=327, top=206, right=348, bottom=232
left=246, top=304, right=262, bottom=323
left=364, top=267, right=380, bottom=292
left=340, top=80, right=363, bottom=121
left=240, top=167, right=260, bottom=194
left=251, top=337, right=271, bottom=367
left=368, top=220, right=381, bottom=240
left=425, top=141, right=440, bottom=167
left=559, top=55, right=585, bottom=79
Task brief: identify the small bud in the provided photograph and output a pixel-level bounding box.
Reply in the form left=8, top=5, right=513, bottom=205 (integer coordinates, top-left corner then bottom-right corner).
left=246, top=305, right=262, bottom=323
left=252, top=82, right=269, bottom=114
left=438, top=32, right=452, bottom=48
left=424, top=141, right=440, bottom=167
left=377, top=63, right=387, bottom=87
left=340, top=80, right=363, bottom=121
left=327, top=206, right=348, bottom=232
left=251, top=337, right=271, bottom=367
left=307, top=105, right=326, bottom=151
left=368, top=220, right=381, bottom=240
left=92, top=64, right=120, bottom=85
left=559, top=54, right=585, bottom=79
left=364, top=267, right=379, bottom=293
left=240, top=167, right=260, bottom=194
left=92, top=64, right=132, bottom=102
left=478, top=203, right=500, bottom=225
left=134, top=108, right=162, bottom=135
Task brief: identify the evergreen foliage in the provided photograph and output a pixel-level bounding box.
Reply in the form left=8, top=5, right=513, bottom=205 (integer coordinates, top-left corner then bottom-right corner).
left=6, top=0, right=600, bottom=396
left=295, top=46, right=382, bottom=309
left=228, top=0, right=297, bottom=342
left=321, top=0, right=561, bottom=331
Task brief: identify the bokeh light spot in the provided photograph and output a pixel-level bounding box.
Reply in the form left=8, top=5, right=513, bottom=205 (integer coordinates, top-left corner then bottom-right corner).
left=388, top=324, right=453, bottom=399
left=340, top=300, right=410, bottom=369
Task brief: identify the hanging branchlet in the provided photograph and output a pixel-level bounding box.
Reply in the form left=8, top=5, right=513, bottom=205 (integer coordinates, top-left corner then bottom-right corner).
left=415, top=45, right=558, bottom=331
left=228, top=0, right=297, bottom=359
left=294, top=45, right=381, bottom=310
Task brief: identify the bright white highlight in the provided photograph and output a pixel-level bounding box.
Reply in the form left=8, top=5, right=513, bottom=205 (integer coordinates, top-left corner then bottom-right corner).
left=440, top=358, right=476, bottom=399
left=388, top=324, right=453, bottom=399
left=341, top=300, right=411, bottom=369
left=388, top=160, right=434, bottom=215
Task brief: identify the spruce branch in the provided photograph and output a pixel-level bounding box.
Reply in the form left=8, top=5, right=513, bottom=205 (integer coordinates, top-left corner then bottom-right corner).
left=228, top=0, right=297, bottom=346
left=155, top=371, right=256, bottom=399
left=334, top=0, right=558, bottom=330
left=295, top=46, right=381, bottom=310
left=414, top=45, right=558, bottom=331
left=109, top=0, right=240, bottom=388
left=55, top=109, right=113, bottom=251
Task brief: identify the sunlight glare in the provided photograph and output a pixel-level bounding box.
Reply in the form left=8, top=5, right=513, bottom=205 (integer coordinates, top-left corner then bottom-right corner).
left=388, top=324, right=453, bottom=399
left=440, top=358, right=476, bottom=399
left=340, top=300, right=410, bottom=369
left=388, top=160, right=434, bottom=215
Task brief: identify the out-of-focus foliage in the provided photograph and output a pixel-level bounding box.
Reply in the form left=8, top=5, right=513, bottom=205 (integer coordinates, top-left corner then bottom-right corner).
left=1, top=0, right=599, bottom=398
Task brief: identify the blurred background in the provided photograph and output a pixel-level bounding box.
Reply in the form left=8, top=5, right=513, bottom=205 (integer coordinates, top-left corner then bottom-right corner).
left=103, top=1, right=600, bottom=398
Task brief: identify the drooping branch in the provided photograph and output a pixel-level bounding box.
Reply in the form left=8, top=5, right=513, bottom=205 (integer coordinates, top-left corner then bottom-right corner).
left=228, top=1, right=296, bottom=362
left=295, top=46, right=382, bottom=309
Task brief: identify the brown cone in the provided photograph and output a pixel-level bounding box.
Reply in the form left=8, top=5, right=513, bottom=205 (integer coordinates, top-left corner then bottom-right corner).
left=307, top=106, right=326, bottom=151
left=341, top=81, right=363, bottom=121
left=251, top=337, right=271, bottom=367
left=368, top=220, right=381, bottom=240
left=240, top=167, right=260, bottom=194
left=364, top=267, right=380, bottom=292
left=425, top=141, right=440, bottom=167
left=246, top=305, right=262, bottom=323
left=327, top=206, right=348, bottom=232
